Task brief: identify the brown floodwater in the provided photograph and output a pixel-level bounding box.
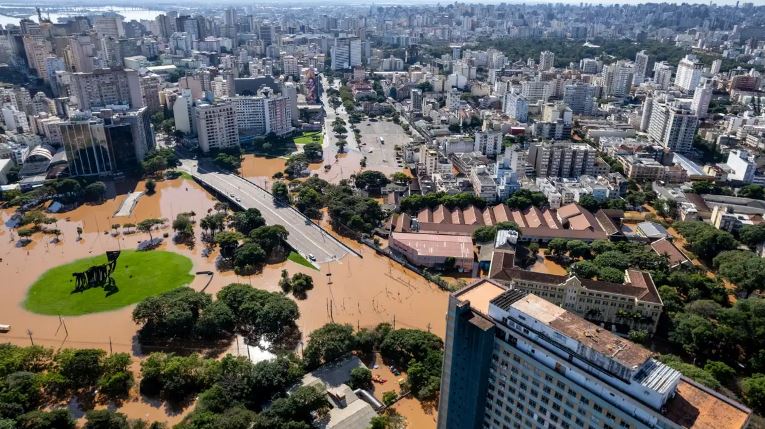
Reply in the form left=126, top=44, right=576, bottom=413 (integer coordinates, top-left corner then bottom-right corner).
left=240, top=155, right=287, bottom=182
left=0, top=176, right=448, bottom=426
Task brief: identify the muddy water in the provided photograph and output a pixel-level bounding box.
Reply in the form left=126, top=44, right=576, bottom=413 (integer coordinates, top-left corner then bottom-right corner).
left=240, top=155, right=287, bottom=182
left=528, top=253, right=568, bottom=276
left=0, top=176, right=448, bottom=425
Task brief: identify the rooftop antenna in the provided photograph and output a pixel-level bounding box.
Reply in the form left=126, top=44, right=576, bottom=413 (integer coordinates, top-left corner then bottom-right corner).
left=36, top=7, right=42, bottom=22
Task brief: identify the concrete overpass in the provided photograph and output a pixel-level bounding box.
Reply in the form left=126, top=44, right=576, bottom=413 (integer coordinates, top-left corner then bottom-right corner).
left=180, top=160, right=356, bottom=264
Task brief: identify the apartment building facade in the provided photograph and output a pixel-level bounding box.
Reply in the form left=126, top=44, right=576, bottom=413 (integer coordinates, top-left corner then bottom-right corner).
left=437, top=280, right=751, bottom=429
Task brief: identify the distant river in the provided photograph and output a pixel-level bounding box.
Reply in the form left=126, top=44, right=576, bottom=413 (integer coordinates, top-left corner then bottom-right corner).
left=0, top=6, right=163, bottom=27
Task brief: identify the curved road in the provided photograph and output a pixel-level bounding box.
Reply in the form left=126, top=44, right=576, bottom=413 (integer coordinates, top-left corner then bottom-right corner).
left=180, top=159, right=354, bottom=264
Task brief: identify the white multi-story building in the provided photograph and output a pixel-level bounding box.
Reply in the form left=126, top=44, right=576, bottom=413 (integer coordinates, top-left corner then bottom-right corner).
left=473, top=131, right=503, bottom=157
left=194, top=101, right=239, bottom=152
left=653, top=62, right=674, bottom=90
left=674, top=54, right=703, bottom=92
left=502, top=92, right=528, bottom=122
left=647, top=97, right=698, bottom=153
left=282, top=55, right=299, bottom=78
left=527, top=141, right=597, bottom=178
left=634, top=50, right=650, bottom=84
left=691, top=81, right=713, bottom=119
left=539, top=50, right=554, bottom=71
left=562, top=83, right=596, bottom=116
left=726, top=149, right=756, bottom=183
left=521, top=80, right=552, bottom=103
left=331, top=37, right=361, bottom=71
left=230, top=90, right=292, bottom=137
left=173, top=89, right=195, bottom=135
left=602, top=60, right=634, bottom=97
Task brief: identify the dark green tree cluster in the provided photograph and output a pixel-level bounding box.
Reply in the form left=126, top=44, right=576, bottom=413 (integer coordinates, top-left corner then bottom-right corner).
left=142, top=149, right=179, bottom=176
left=213, top=150, right=242, bottom=172
left=132, top=287, right=234, bottom=342
left=674, top=221, right=738, bottom=263
left=134, top=283, right=299, bottom=345
left=739, top=223, right=765, bottom=248
left=302, top=142, right=323, bottom=162
left=294, top=177, right=330, bottom=219
left=566, top=240, right=668, bottom=283
left=326, top=183, right=384, bottom=234
left=506, top=189, right=548, bottom=210
left=284, top=153, right=309, bottom=178
left=666, top=298, right=765, bottom=412
left=380, top=329, right=443, bottom=400
left=354, top=171, right=390, bottom=195
left=399, top=192, right=488, bottom=214
left=0, top=344, right=134, bottom=428
left=278, top=270, right=314, bottom=300
left=739, top=184, right=765, bottom=200
left=217, top=283, right=299, bottom=343
left=713, top=251, right=765, bottom=298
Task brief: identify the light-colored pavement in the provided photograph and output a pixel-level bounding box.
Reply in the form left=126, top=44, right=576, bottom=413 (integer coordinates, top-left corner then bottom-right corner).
left=180, top=159, right=354, bottom=264
left=114, top=191, right=144, bottom=217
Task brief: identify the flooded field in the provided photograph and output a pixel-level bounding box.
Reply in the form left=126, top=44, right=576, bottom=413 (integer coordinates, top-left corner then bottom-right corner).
left=0, top=176, right=448, bottom=426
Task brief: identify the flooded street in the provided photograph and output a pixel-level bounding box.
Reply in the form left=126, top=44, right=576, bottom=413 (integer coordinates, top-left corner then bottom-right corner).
left=0, top=176, right=448, bottom=426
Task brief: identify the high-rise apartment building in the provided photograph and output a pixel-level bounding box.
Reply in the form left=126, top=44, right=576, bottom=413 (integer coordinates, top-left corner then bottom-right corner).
left=194, top=101, right=239, bottom=152
left=674, top=54, right=703, bottom=92
left=633, top=50, right=650, bottom=84
left=539, top=50, right=554, bottom=71
left=139, top=74, right=162, bottom=113
left=69, top=68, right=143, bottom=110
left=68, top=68, right=143, bottom=111
left=473, top=130, right=503, bottom=157
left=410, top=88, right=424, bottom=113
left=527, top=141, right=596, bottom=178
left=562, top=83, right=596, bottom=116
left=231, top=90, right=292, bottom=137
left=647, top=97, right=698, bottom=153
left=93, top=16, right=125, bottom=38
left=521, top=80, right=552, bottom=104
left=22, top=35, right=51, bottom=78
left=691, top=81, right=713, bottom=119
left=437, top=279, right=751, bottom=429
left=602, top=60, right=634, bottom=97
left=579, top=58, right=600, bottom=74
left=173, top=89, right=195, bottom=135
left=59, top=107, right=153, bottom=177
left=653, top=62, right=673, bottom=90
left=282, top=55, right=299, bottom=78
left=331, top=37, right=362, bottom=71
left=502, top=92, right=528, bottom=122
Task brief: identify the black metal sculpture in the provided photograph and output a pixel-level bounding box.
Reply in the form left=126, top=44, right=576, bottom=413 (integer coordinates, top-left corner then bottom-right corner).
left=72, top=251, right=121, bottom=294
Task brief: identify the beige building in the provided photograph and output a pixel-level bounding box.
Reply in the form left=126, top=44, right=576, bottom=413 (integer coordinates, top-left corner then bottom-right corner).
left=488, top=251, right=663, bottom=334
left=194, top=101, right=239, bottom=153
left=69, top=68, right=142, bottom=111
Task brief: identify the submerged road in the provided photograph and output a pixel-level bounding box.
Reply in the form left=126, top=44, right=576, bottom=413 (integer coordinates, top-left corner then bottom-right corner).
left=180, top=159, right=355, bottom=264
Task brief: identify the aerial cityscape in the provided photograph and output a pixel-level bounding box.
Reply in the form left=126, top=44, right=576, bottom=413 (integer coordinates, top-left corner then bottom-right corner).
left=0, top=1, right=764, bottom=429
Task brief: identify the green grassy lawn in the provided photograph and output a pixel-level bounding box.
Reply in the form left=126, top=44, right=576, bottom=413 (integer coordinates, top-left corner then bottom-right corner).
left=288, top=251, right=318, bottom=270
left=293, top=131, right=323, bottom=145
left=25, top=250, right=194, bottom=316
